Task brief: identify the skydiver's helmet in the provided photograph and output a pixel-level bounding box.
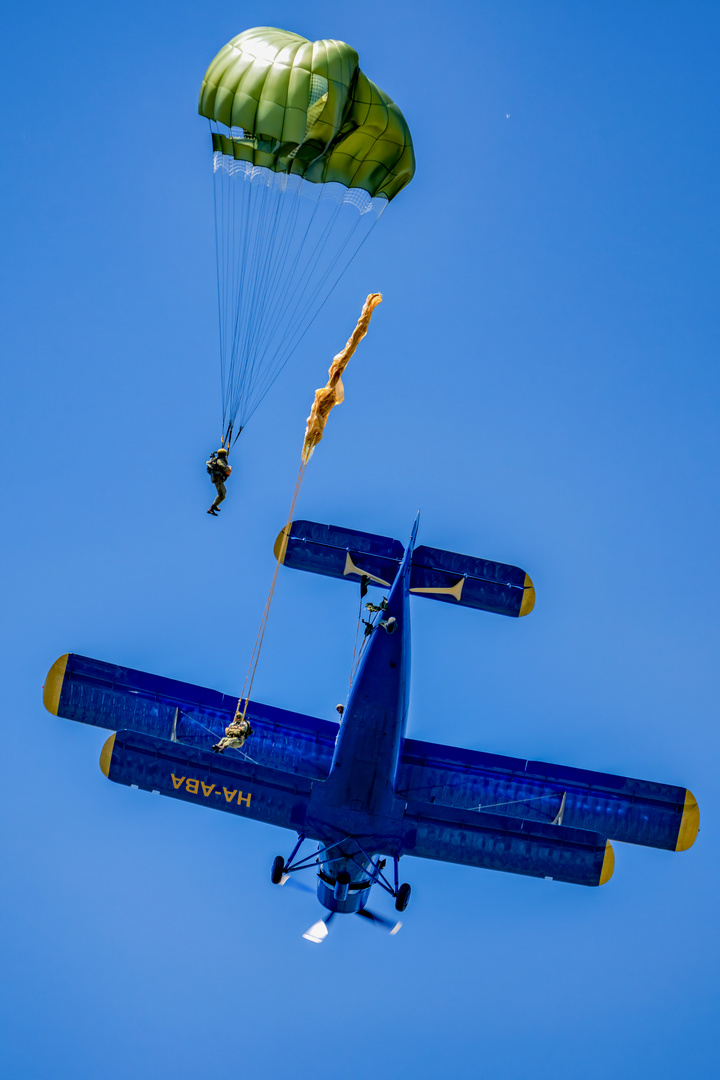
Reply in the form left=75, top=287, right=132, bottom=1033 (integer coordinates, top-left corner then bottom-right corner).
left=217, top=447, right=228, bottom=457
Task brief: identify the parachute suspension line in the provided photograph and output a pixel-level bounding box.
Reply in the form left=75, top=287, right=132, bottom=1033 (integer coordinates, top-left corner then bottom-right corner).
left=219, top=157, right=309, bottom=429
left=241, top=182, right=322, bottom=403
left=250, top=197, right=348, bottom=391
left=211, top=130, right=387, bottom=436
left=231, top=293, right=383, bottom=727
left=243, top=205, right=380, bottom=426
left=233, top=457, right=308, bottom=726
left=212, top=155, right=226, bottom=444
left=348, top=591, right=364, bottom=692
left=233, top=169, right=333, bottom=420
left=237, top=177, right=302, bottom=414
left=248, top=197, right=385, bottom=420
left=234, top=164, right=297, bottom=411
left=234, top=144, right=334, bottom=401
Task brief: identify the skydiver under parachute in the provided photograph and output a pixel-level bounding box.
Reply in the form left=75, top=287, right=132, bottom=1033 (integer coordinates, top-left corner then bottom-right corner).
left=197, top=27, right=414, bottom=467
left=206, top=447, right=232, bottom=515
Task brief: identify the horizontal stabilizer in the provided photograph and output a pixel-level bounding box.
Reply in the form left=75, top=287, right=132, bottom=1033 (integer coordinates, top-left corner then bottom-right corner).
left=274, top=521, right=534, bottom=617
left=101, top=730, right=316, bottom=835
left=401, top=799, right=613, bottom=886
left=274, top=520, right=404, bottom=587
left=410, top=545, right=534, bottom=617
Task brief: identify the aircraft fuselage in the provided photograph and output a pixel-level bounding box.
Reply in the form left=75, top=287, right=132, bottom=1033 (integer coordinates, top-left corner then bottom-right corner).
left=305, top=525, right=416, bottom=913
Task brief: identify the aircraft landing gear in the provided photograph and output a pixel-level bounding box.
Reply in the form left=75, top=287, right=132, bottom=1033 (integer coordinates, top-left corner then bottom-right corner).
left=271, top=855, right=285, bottom=884
left=395, top=882, right=411, bottom=912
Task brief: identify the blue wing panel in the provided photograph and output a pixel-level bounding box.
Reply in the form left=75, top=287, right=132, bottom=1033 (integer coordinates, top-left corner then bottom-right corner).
left=47, top=657, right=694, bottom=853
left=401, top=799, right=612, bottom=886
left=274, top=522, right=534, bottom=618
left=397, top=737, right=689, bottom=851
left=103, top=730, right=317, bottom=836
left=275, top=520, right=404, bottom=587
left=47, top=654, right=337, bottom=779
left=410, top=545, right=533, bottom=617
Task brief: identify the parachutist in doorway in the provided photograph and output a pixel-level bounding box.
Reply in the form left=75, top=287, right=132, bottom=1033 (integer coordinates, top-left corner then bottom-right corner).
left=212, top=715, right=253, bottom=754
left=207, top=447, right=232, bottom=515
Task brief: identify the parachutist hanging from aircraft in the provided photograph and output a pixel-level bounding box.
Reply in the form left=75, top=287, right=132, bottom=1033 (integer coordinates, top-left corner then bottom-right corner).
left=206, top=447, right=232, bottom=515
left=212, top=714, right=253, bottom=754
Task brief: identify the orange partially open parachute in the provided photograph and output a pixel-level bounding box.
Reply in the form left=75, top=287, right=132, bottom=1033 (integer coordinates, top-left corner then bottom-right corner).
left=302, top=293, right=382, bottom=462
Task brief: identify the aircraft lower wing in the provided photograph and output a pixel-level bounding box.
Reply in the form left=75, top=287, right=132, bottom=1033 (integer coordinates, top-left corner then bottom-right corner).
left=101, top=730, right=316, bottom=835
left=401, top=800, right=614, bottom=887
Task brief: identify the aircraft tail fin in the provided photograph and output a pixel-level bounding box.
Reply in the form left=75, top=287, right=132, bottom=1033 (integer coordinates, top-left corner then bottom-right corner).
left=274, top=521, right=534, bottom=617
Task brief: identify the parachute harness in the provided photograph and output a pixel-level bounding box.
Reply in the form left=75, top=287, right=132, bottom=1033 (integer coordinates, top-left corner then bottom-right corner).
left=232, top=294, right=383, bottom=727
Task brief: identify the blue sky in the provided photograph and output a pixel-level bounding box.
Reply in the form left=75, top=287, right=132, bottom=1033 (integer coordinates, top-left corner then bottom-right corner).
left=1, top=2, right=718, bottom=1077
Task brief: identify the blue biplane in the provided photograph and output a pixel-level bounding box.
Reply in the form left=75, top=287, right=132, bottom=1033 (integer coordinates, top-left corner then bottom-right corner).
left=44, top=519, right=698, bottom=941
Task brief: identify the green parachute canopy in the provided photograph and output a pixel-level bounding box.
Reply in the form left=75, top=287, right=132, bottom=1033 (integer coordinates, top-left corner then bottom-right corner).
left=198, top=28, right=415, bottom=446
left=199, top=27, right=414, bottom=202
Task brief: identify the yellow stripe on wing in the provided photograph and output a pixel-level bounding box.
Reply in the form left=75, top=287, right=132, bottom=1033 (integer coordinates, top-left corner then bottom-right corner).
left=519, top=573, right=535, bottom=617
left=599, top=840, right=615, bottom=885
left=343, top=551, right=390, bottom=587
left=43, top=654, right=69, bottom=715
left=675, top=790, right=700, bottom=851
left=410, top=577, right=464, bottom=602
left=99, top=734, right=116, bottom=779
left=273, top=524, right=292, bottom=564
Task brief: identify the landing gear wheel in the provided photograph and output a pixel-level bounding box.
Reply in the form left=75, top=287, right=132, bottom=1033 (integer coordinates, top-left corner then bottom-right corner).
left=395, top=882, right=411, bottom=912
left=271, top=855, right=285, bottom=885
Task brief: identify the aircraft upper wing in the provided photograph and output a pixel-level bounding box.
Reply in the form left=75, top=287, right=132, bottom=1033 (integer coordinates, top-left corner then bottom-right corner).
left=400, top=799, right=614, bottom=887
left=46, top=654, right=698, bottom=853
left=102, top=730, right=316, bottom=836
left=397, top=737, right=698, bottom=853
left=44, top=653, right=337, bottom=779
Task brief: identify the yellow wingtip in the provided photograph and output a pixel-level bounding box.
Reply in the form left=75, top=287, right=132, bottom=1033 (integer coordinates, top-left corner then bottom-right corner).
left=675, top=790, right=700, bottom=851
left=599, top=840, right=615, bottom=885
left=99, top=734, right=116, bottom=779
left=273, top=524, right=292, bottom=564
left=43, top=654, right=69, bottom=715
left=519, top=573, right=535, bottom=617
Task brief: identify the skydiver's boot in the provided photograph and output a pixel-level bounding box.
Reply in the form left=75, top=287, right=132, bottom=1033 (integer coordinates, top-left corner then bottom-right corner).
left=207, top=508, right=219, bottom=515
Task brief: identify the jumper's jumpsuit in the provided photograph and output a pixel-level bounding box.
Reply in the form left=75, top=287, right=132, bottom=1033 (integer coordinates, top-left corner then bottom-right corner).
left=208, top=457, right=232, bottom=512
left=213, top=717, right=252, bottom=754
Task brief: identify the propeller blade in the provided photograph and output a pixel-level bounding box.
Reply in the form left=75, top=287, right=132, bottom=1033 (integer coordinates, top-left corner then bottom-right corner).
left=302, top=912, right=335, bottom=944
left=356, top=908, right=402, bottom=935
left=302, top=920, right=329, bottom=944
